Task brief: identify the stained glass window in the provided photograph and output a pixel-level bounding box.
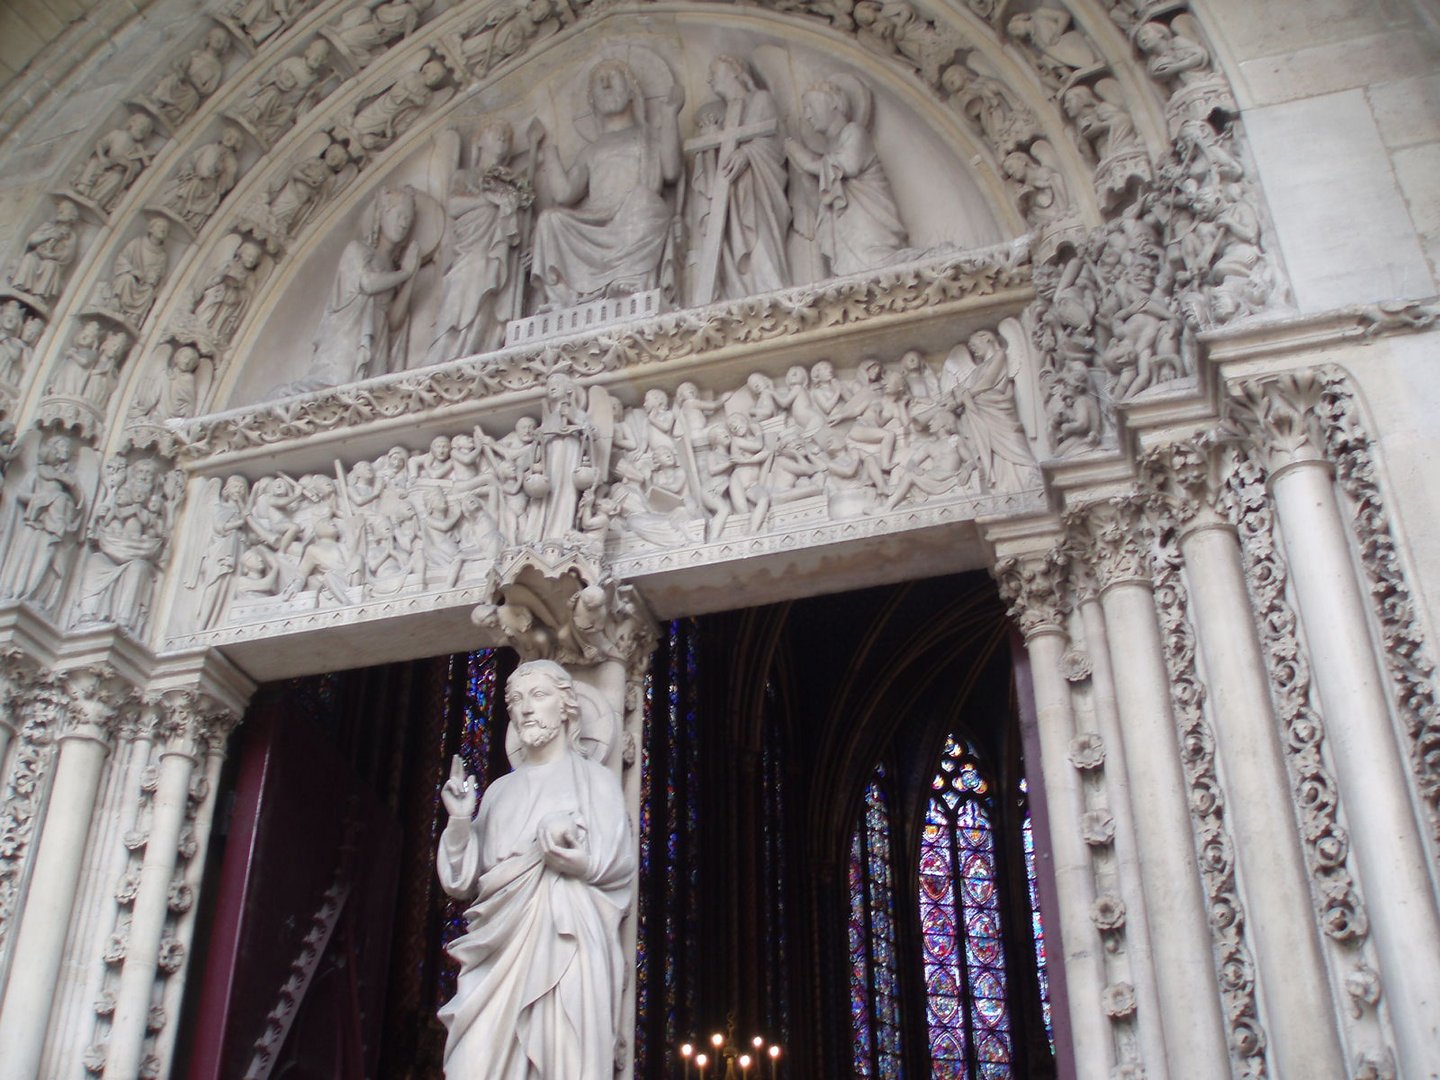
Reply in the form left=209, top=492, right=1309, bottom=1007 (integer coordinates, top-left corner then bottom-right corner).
left=921, top=736, right=1012, bottom=1079
left=1020, top=779, right=1053, bottom=1051
left=635, top=620, right=701, bottom=1076
left=849, top=764, right=904, bottom=1078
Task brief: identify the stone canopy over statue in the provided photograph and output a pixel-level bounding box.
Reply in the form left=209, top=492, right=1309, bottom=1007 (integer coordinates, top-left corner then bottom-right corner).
left=437, top=659, right=634, bottom=1080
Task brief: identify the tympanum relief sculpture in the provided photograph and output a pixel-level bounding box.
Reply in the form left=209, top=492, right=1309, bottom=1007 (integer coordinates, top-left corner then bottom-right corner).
left=247, top=43, right=981, bottom=403
left=189, top=331, right=1039, bottom=633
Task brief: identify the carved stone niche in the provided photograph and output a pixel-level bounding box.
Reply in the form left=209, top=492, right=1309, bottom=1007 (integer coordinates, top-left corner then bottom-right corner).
left=226, top=19, right=1013, bottom=405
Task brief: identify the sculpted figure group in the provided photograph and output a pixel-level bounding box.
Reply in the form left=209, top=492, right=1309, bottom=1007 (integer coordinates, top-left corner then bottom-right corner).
left=200, top=335, right=1037, bottom=630
left=269, top=51, right=915, bottom=390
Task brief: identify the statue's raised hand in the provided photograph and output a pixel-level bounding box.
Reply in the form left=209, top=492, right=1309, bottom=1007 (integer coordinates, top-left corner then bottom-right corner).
left=442, top=754, right=478, bottom=820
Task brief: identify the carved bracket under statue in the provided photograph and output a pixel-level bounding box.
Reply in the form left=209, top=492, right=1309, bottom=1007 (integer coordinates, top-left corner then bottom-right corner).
left=470, top=540, right=656, bottom=668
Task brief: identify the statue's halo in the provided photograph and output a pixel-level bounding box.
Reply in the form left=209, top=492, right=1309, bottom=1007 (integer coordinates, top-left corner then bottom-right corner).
left=505, top=678, right=620, bottom=768
left=570, top=44, right=676, bottom=142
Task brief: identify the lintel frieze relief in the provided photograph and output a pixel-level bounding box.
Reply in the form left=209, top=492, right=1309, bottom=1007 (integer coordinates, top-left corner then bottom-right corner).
left=164, top=330, right=1049, bottom=647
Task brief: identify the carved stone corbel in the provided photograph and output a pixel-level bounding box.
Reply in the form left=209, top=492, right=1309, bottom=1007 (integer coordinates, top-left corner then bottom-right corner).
left=470, top=541, right=656, bottom=669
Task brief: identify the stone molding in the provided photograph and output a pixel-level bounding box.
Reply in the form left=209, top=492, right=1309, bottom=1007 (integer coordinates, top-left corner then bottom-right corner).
left=1150, top=522, right=1268, bottom=1075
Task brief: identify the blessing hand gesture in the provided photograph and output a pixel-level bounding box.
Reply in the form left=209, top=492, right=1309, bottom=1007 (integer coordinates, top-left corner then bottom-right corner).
left=441, top=755, right=478, bottom=820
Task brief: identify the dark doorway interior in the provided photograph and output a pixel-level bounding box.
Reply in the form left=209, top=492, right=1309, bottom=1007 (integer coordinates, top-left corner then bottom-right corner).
left=177, top=571, right=1056, bottom=1079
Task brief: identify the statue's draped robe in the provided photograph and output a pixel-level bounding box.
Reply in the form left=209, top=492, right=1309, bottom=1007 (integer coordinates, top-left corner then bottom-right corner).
left=813, top=122, right=908, bottom=277
left=438, top=752, right=633, bottom=1080
left=531, top=124, right=672, bottom=308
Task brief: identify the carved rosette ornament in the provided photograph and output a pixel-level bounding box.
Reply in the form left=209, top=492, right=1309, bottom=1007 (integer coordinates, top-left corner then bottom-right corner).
left=0, top=668, right=62, bottom=963
left=1317, top=372, right=1440, bottom=850
left=1225, top=448, right=1371, bottom=948
left=1150, top=528, right=1268, bottom=1076
left=1140, top=434, right=1236, bottom=538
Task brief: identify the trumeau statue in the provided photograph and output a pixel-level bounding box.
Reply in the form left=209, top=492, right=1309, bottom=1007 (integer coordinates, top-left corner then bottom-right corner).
left=529, top=52, right=685, bottom=310
left=425, top=120, right=534, bottom=363
left=437, top=659, right=634, bottom=1080
left=785, top=75, right=911, bottom=278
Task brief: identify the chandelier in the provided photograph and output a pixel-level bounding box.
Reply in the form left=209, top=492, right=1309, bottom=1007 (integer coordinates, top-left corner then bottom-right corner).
left=678, top=1017, right=782, bottom=1079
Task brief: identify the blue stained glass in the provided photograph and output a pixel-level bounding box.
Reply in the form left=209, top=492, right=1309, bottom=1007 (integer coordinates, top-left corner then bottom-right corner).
left=917, top=735, right=1015, bottom=1078
left=1020, top=779, right=1055, bottom=1051
left=849, top=768, right=904, bottom=1079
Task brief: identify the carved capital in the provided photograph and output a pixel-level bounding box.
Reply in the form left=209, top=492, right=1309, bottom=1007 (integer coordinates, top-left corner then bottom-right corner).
left=471, top=542, right=657, bottom=667
left=55, top=666, right=137, bottom=745
left=1064, top=496, right=1154, bottom=592
left=150, top=689, right=239, bottom=758
left=1140, top=434, right=1236, bottom=538
left=1224, top=372, right=1328, bottom=479
left=993, top=551, right=1068, bottom=638
left=0, top=649, right=44, bottom=734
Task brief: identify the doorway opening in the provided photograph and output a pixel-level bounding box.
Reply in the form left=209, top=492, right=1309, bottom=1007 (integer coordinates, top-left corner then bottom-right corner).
left=178, top=571, right=1058, bottom=1080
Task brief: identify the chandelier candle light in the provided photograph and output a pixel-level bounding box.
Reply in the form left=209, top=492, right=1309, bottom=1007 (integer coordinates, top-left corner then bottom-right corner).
left=679, top=1025, right=782, bottom=1079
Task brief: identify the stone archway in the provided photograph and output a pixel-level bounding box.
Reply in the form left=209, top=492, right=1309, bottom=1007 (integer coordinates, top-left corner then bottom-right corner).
left=1, top=2, right=1439, bottom=1079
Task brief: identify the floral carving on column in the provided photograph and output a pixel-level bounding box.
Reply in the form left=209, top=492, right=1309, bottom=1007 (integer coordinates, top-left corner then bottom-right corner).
left=1225, top=439, right=1392, bottom=1058
left=0, top=660, right=60, bottom=971
left=1149, top=517, right=1268, bottom=1076
left=87, top=689, right=237, bottom=1078
left=1064, top=495, right=1153, bottom=592
left=1317, top=372, right=1440, bottom=852
left=1222, top=372, right=1327, bottom=478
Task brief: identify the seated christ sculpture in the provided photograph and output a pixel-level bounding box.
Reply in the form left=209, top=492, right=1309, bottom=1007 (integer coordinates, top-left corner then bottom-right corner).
left=437, top=659, right=635, bottom=1079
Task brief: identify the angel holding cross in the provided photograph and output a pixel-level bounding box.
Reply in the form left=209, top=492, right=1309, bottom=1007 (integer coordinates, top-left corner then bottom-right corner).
left=685, top=55, right=791, bottom=305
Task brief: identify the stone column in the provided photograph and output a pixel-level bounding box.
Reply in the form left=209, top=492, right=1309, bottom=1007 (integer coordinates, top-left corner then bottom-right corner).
left=1069, top=583, right=1167, bottom=1076
left=1145, top=438, right=1347, bottom=1076
left=0, top=667, right=132, bottom=1080
left=995, top=552, right=1112, bottom=1080
left=103, top=691, right=231, bottom=1080
left=1231, top=374, right=1440, bottom=1075
left=1069, top=498, right=1230, bottom=1079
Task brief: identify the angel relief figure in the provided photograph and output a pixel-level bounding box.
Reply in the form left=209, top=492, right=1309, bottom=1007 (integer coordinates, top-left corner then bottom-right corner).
left=529, top=52, right=684, bottom=312
left=272, top=185, right=442, bottom=395
left=785, top=74, right=912, bottom=280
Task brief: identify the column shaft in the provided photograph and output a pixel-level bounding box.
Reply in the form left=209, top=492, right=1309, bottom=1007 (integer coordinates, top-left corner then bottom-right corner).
left=0, top=733, right=110, bottom=1080
left=103, top=746, right=196, bottom=1079
left=1026, top=629, right=1112, bottom=1080
left=1097, top=580, right=1229, bottom=1077
left=1180, top=522, right=1346, bottom=1074
left=1076, top=598, right=1167, bottom=1075
left=1270, top=461, right=1440, bottom=1074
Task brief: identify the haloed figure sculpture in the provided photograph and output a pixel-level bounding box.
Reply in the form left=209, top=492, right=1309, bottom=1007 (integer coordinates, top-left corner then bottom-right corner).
left=437, top=659, right=634, bottom=1079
